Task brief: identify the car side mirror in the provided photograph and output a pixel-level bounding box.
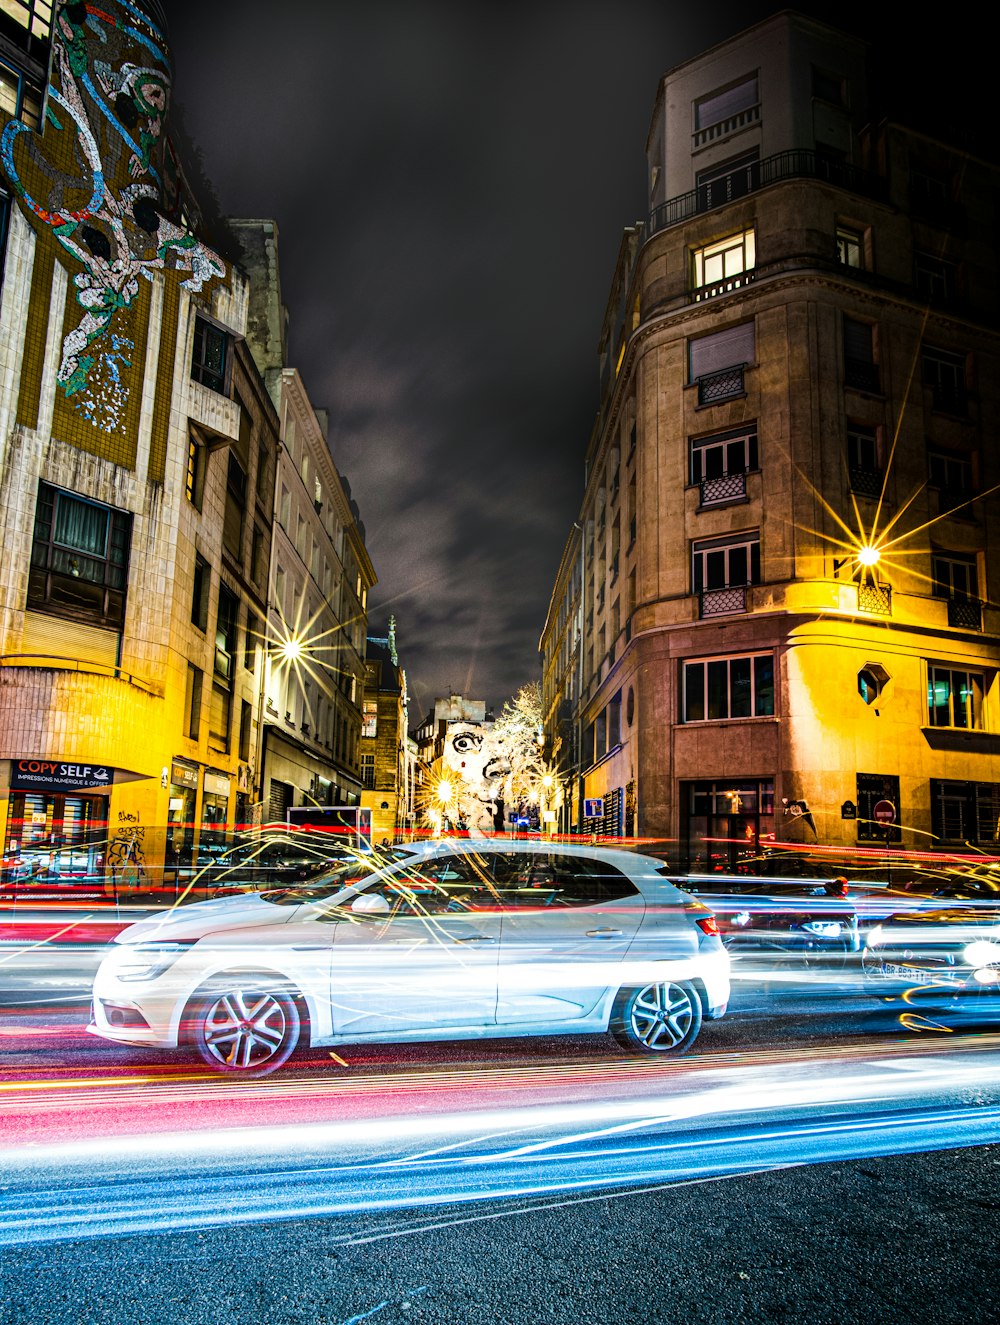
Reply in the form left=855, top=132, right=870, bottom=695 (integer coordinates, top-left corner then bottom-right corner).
left=351, top=893, right=391, bottom=916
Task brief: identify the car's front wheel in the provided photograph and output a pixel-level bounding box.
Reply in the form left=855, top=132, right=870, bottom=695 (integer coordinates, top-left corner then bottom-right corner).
left=612, top=979, right=703, bottom=1054
left=187, top=980, right=301, bottom=1076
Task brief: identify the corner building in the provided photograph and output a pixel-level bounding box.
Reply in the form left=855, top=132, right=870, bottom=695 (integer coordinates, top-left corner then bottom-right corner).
left=0, top=2, right=274, bottom=889
left=543, top=12, right=1000, bottom=868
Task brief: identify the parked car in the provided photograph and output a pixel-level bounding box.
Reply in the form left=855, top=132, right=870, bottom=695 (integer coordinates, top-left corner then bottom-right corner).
left=196, top=829, right=365, bottom=895
left=672, top=874, right=860, bottom=965
left=862, top=876, right=1000, bottom=1001
left=89, top=841, right=729, bottom=1075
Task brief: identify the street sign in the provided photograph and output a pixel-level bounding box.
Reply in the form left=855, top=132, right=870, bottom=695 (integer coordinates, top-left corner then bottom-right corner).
left=841, top=800, right=857, bottom=820
left=872, top=799, right=896, bottom=824
left=584, top=798, right=604, bottom=819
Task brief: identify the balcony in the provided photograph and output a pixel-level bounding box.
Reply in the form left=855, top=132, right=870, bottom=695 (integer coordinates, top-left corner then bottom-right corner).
left=697, top=365, right=745, bottom=405
left=947, top=596, right=982, bottom=630
left=648, top=150, right=887, bottom=238
left=700, top=586, right=747, bottom=617
left=849, top=465, right=885, bottom=499
left=692, top=102, right=760, bottom=149
left=844, top=358, right=880, bottom=393
left=692, top=269, right=756, bottom=303
left=700, top=471, right=747, bottom=506
left=857, top=582, right=892, bottom=616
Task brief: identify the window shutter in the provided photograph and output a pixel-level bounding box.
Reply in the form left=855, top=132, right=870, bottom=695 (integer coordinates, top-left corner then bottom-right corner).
left=689, top=323, right=755, bottom=380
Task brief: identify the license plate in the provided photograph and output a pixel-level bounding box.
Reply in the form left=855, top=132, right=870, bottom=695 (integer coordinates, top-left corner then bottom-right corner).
left=881, top=962, right=941, bottom=984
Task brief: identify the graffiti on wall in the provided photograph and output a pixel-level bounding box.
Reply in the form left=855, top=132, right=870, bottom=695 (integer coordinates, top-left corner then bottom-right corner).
left=0, top=0, right=227, bottom=434
left=107, top=808, right=146, bottom=887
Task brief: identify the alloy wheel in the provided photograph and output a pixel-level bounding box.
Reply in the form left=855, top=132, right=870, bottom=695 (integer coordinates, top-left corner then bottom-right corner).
left=628, top=981, right=695, bottom=1050
left=201, top=988, right=296, bottom=1071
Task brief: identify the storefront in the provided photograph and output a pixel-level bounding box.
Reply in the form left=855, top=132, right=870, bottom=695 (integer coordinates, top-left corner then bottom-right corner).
left=2, top=758, right=113, bottom=896
left=681, top=777, right=775, bottom=873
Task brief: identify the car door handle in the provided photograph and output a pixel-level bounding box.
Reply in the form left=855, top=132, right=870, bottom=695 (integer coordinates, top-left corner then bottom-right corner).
left=454, top=934, right=497, bottom=943
left=586, top=928, right=624, bottom=938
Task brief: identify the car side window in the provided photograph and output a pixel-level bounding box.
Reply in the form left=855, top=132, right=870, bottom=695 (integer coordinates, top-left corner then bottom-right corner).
left=488, top=853, right=639, bottom=909
left=373, top=854, right=499, bottom=916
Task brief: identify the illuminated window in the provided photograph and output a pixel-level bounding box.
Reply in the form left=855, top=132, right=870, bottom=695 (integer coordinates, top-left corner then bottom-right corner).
left=362, top=700, right=378, bottom=739
left=185, top=429, right=206, bottom=510
left=836, top=226, right=863, bottom=268
left=927, top=666, right=983, bottom=729
left=683, top=654, right=774, bottom=722
left=0, top=1, right=52, bottom=40
left=857, top=663, right=888, bottom=706
left=361, top=753, right=376, bottom=789
left=692, top=230, right=755, bottom=298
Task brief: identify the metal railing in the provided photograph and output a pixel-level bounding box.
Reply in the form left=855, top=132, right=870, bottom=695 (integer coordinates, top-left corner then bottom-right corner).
left=947, top=596, right=982, bottom=630
left=848, top=465, right=885, bottom=499
left=844, top=358, right=880, bottom=392
left=692, top=269, right=757, bottom=302
left=701, top=471, right=747, bottom=505
left=857, top=583, right=892, bottom=616
left=697, top=365, right=746, bottom=405
left=700, top=586, right=747, bottom=617
left=648, top=150, right=887, bottom=239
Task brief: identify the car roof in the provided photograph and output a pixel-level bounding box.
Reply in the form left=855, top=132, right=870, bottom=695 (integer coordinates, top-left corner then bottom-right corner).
left=394, top=839, right=665, bottom=873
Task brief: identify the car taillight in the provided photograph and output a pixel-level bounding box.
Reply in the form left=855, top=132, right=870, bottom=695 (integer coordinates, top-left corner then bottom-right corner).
left=696, top=915, right=719, bottom=937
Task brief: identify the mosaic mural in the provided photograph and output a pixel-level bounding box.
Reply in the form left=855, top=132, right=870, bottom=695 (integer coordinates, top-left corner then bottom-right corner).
left=1, top=0, right=227, bottom=436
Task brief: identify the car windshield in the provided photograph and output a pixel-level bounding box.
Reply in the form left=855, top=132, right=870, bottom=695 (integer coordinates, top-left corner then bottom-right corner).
left=258, top=848, right=416, bottom=904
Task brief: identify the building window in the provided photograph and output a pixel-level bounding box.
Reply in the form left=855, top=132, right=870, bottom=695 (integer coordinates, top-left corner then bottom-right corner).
left=932, top=550, right=977, bottom=601
left=245, top=611, right=258, bottom=671
left=689, top=323, right=754, bottom=404
left=682, top=778, right=774, bottom=872
left=693, top=74, right=758, bottom=138
left=683, top=654, right=774, bottom=722
left=215, top=585, right=238, bottom=683
left=191, top=553, right=209, bottom=631
left=856, top=772, right=901, bottom=843
left=27, top=483, right=131, bottom=630
left=361, top=753, right=376, bottom=790
left=691, top=229, right=755, bottom=300
left=843, top=318, right=879, bottom=392
left=209, top=682, right=232, bottom=754
left=191, top=316, right=231, bottom=395
left=695, top=149, right=760, bottom=210
left=931, top=780, right=1000, bottom=846
left=690, top=426, right=758, bottom=505
left=239, top=699, right=252, bottom=763
left=923, top=346, right=967, bottom=414
left=692, top=531, right=760, bottom=617
left=915, top=253, right=956, bottom=302
left=0, top=53, right=43, bottom=129
left=185, top=664, right=203, bottom=741
left=847, top=424, right=883, bottom=498
left=836, top=225, right=863, bottom=269
left=812, top=66, right=846, bottom=106
left=185, top=429, right=207, bottom=510
left=928, top=448, right=974, bottom=518
left=361, top=700, right=378, bottom=739
left=932, top=550, right=981, bottom=628
left=927, top=666, right=983, bottom=729
left=223, top=453, right=247, bottom=561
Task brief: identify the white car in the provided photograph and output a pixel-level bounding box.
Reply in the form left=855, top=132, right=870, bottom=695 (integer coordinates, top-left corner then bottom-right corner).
left=89, top=841, right=730, bottom=1075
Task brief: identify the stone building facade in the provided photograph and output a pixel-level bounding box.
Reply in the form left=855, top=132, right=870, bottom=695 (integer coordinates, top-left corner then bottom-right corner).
left=0, top=1, right=276, bottom=891
left=360, top=621, right=411, bottom=841
left=542, top=11, right=1000, bottom=869
left=232, top=219, right=375, bottom=822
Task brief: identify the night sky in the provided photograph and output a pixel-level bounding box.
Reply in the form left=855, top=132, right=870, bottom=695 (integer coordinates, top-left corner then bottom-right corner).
left=164, top=2, right=975, bottom=721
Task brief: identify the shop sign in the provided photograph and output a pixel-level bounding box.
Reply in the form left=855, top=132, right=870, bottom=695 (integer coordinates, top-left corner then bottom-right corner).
left=10, top=759, right=114, bottom=793
left=170, top=760, right=199, bottom=790
left=204, top=771, right=231, bottom=798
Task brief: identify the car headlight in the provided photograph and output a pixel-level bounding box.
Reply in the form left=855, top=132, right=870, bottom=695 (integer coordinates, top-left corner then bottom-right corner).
left=801, top=921, right=842, bottom=938
left=866, top=925, right=884, bottom=948
left=963, top=940, right=1000, bottom=968
left=114, top=941, right=196, bottom=982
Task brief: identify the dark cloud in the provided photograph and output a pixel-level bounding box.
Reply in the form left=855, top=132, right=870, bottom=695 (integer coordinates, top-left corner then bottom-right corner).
left=165, top=1, right=986, bottom=719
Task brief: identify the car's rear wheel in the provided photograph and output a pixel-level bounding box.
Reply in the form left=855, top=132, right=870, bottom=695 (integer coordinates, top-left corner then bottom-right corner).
left=612, top=979, right=703, bottom=1054
left=188, top=980, right=301, bottom=1076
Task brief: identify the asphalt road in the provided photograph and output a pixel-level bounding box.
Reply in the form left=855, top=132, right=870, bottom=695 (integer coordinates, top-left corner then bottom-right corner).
left=1, top=952, right=999, bottom=1324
